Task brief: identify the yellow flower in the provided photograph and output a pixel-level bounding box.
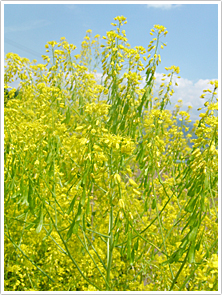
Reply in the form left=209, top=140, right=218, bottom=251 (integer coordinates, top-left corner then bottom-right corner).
left=128, top=178, right=138, bottom=188
left=129, top=212, right=133, bottom=220
left=133, top=189, right=141, bottom=195
left=91, top=128, right=96, bottom=134
left=119, top=212, right=124, bottom=220
left=118, top=199, right=125, bottom=209
left=75, top=126, right=84, bottom=131
left=200, top=94, right=206, bottom=99
left=114, top=173, right=121, bottom=184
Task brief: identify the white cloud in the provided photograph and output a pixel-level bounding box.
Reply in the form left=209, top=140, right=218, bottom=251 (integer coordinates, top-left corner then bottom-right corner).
left=147, top=4, right=182, bottom=10
left=152, top=73, right=216, bottom=121
left=5, top=19, right=51, bottom=33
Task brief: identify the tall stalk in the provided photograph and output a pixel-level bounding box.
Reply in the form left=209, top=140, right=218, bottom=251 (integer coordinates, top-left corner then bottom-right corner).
left=106, top=205, right=113, bottom=290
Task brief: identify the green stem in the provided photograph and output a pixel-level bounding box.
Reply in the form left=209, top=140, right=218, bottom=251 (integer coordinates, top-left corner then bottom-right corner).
left=106, top=205, right=113, bottom=290
left=170, top=246, right=190, bottom=291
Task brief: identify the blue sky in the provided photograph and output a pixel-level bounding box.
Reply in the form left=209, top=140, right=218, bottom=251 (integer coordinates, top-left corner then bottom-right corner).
left=3, top=1, right=220, bottom=121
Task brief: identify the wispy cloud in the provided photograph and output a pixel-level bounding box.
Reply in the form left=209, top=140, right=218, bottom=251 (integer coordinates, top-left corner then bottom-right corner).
left=5, top=19, right=51, bottom=33
left=147, top=4, right=182, bottom=10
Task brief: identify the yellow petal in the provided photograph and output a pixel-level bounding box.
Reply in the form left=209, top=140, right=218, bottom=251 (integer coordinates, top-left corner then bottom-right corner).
left=129, top=178, right=138, bottom=188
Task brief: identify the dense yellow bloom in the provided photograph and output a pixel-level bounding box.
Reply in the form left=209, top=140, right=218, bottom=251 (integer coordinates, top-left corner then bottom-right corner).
left=4, top=15, right=217, bottom=292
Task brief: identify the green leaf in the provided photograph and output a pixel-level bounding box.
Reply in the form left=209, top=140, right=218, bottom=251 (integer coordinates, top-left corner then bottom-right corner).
left=131, top=248, right=135, bottom=264
left=188, top=243, right=196, bottom=263
left=134, top=238, right=139, bottom=251
left=174, top=248, right=185, bottom=263
left=81, top=187, right=86, bottom=206
left=76, top=202, right=82, bottom=221
left=67, top=219, right=76, bottom=239
left=116, top=216, right=122, bottom=229
left=15, top=212, right=27, bottom=220
left=73, top=221, right=79, bottom=234
left=36, top=206, right=44, bottom=233
left=21, top=187, right=29, bottom=206
left=123, top=103, right=129, bottom=115
left=114, top=230, right=120, bottom=247
left=67, top=194, right=77, bottom=215
left=195, top=228, right=204, bottom=251
left=136, top=145, right=143, bottom=162
left=144, top=198, right=148, bottom=212
left=169, top=252, right=179, bottom=264
left=185, top=196, right=198, bottom=213
left=119, top=120, right=126, bottom=131
left=125, top=221, right=129, bottom=234
left=16, top=192, right=27, bottom=206
left=86, top=197, right=90, bottom=215
left=162, top=247, right=186, bottom=266
left=28, top=179, right=34, bottom=214
left=82, top=171, right=88, bottom=185
left=86, top=219, right=91, bottom=227
left=152, top=198, right=156, bottom=209
left=25, top=222, right=35, bottom=231
left=187, top=182, right=196, bottom=197
left=76, top=179, right=82, bottom=191
left=188, top=212, right=198, bottom=228
left=46, top=152, right=52, bottom=164
left=127, top=230, right=132, bottom=261
left=161, top=257, right=173, bottom=266
left=82, top=213, right=86, bottom=232
left=57, top=175, right=63, bottom=188
left=67, top=201, right=82, bottom=239
left=188, top=226, right=199, bottom=242
left=180, top=235, right=189, bottom=249
left=200, top=195, right=206, bottom=211
left=195, top=238, right=201, bottom=252
left=66, top=107, right=70, bottom=124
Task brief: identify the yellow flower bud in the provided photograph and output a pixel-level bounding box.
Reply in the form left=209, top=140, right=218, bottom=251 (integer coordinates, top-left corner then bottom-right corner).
left=129, top=212, right=133, bottom=220
left=75, top=126, right=84, bottom=131
left=133, top=189, right=141, bottom=195
left=119, top=212, right=124, bottom=220
left=91, top=129, right=96, bottom=134
left=129, top=178, right=138, bottom=188
left=114, top=173, right=121, bottom=184
left=119, top=199, right=125, bottom=209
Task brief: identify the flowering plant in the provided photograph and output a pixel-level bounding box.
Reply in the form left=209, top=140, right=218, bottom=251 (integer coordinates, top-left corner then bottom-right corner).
left=4, top=16, right=218, bottom=291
